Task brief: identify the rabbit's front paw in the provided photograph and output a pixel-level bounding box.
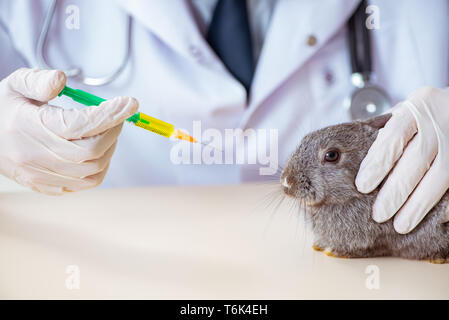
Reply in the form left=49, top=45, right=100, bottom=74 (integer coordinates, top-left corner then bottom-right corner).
left=312, top=245, right=348, bottom=259
left=425, top=258, right=449, bottom=264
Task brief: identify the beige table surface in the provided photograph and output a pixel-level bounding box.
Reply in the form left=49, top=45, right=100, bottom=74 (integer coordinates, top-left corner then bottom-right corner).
left=0, top=183, right=447, bottom=299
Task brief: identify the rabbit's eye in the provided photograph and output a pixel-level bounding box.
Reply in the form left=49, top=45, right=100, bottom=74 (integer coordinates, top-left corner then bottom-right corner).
left=324, top=150, right=340, bottom=162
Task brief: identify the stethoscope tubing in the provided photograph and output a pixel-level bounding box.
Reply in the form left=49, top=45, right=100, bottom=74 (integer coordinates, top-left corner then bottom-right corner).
left=347, top=0, right=392, bottom=120
left=37, top=0, right=132, bottom=86
left=348, top=0, right=372, bottom=79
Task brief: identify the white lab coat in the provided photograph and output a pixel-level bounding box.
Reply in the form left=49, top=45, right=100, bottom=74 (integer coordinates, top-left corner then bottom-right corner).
left=0, top=0, right=448, bottom=188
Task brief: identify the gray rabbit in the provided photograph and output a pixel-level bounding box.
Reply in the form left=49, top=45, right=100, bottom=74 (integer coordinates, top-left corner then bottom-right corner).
left=281, top=114, right=449, bottom=263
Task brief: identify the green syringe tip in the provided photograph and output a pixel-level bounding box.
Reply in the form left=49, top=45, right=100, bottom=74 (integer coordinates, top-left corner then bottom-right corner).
left=126, top=113, right=141, bottom=124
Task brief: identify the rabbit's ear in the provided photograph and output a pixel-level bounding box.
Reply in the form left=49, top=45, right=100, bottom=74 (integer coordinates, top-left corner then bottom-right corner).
left=363, top=113, right=392, bottom=129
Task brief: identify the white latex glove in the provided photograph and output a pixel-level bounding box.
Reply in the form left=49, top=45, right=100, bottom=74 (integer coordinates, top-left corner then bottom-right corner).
left=0, top=68, right=138, bottom=195
left=356, top=86, right=449, bottom=234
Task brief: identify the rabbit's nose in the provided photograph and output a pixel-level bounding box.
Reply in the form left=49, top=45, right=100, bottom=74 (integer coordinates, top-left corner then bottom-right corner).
left=282, top=176, right=291, bottom=188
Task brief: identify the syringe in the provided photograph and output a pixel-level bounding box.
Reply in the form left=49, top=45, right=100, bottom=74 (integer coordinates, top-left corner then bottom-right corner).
left=58, top=86, right=197, bottom=143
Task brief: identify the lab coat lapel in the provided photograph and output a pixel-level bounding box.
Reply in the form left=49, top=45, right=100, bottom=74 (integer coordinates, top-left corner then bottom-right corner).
left=116, top=0, right=362, bottom=123
left=245, top=0, right=360, bottom=124
left=114, top=0, right=214, bottom=63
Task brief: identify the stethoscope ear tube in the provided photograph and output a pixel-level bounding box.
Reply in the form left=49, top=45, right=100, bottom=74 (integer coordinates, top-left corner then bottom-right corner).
left=36, top=0, right=132, bottom=86
left=347, top=0, right=372, bottom=80
left=347, top=0, right=392, bottom=120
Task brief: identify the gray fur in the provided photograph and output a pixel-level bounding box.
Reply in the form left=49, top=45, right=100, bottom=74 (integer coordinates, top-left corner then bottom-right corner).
left=281, top=114, right=449, bottom=261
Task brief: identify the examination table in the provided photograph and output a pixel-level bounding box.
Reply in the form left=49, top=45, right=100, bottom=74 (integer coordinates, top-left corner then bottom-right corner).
left=0, top=184, right=448, bottom=299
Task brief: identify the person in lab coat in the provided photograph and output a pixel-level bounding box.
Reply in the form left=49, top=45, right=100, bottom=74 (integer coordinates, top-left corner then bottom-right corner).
left=0, top=0, right=448, bottom=234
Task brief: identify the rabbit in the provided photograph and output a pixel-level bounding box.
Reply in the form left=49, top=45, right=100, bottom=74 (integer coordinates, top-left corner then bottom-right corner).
left=280, top=114, right=449, bottom=263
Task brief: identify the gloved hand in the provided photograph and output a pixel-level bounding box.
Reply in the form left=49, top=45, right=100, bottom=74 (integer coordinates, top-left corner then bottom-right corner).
left=356, top=86, right=449, bottom=234
left=0, top=68, right=138, bottom=195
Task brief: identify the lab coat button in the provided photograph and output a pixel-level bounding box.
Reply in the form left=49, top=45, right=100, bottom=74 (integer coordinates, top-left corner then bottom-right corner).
left=189, top=45, right=204, bottom=60
left=307, top=35, right=317, bottom=46
left=325, top=70, right=334, bottom=85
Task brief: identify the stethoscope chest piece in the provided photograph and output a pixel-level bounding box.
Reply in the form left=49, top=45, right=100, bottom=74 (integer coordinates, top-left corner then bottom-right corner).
left=349, top=84, right=391, bottom=120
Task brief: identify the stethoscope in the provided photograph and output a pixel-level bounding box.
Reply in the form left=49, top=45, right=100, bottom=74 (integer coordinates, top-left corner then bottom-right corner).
left=346, top=0, right=392, bottom=120
left=37, top=0, right=132, bottom=86
left=37, top=0, right=392, bottom=118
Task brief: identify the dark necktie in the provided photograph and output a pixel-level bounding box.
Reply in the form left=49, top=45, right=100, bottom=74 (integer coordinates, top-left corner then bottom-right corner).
left=206, top=0, right=255, bottom=93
